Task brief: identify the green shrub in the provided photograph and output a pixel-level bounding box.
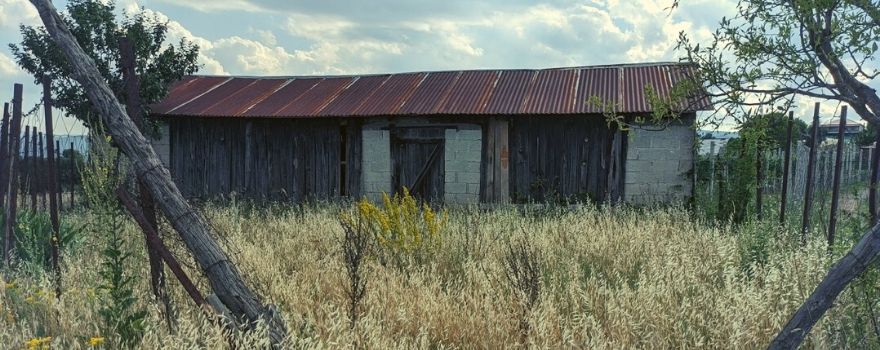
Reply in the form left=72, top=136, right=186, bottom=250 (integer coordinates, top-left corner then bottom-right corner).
left=0, top=211, right=82, bottom=272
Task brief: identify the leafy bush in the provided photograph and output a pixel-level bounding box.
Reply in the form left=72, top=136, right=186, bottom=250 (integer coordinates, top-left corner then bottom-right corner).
left=0, top=211, right=81, bottom=272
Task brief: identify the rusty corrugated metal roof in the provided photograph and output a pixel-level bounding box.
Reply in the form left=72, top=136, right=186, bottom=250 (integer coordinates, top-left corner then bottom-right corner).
left=150, top=62, right=712, bottom=118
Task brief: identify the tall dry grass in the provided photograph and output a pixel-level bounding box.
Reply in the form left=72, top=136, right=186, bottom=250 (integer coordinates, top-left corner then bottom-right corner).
left=0, top=202, right=869, bottom=348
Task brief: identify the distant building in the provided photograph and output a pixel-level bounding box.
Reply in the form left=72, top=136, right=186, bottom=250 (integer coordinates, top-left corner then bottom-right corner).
left=698, top=130, right=737, bottom=155
left=819, top=118, right=865, bottom=141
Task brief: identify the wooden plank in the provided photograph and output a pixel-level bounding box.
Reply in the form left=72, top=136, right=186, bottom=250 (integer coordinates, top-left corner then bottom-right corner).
left=780, top=111, right=794, bottom=224
left=494, top=118, right=510, bottom=203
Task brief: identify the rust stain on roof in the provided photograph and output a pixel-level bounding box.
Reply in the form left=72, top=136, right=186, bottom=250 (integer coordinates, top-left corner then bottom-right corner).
left=151, top=62, right=712, bottom=118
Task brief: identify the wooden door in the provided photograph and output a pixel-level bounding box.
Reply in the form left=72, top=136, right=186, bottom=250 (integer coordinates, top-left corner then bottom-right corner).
left=391, top=128, right=445, bottom=202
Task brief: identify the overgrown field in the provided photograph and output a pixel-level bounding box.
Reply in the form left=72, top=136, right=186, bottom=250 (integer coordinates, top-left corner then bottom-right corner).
left=1, top=201, right=878, bottom=349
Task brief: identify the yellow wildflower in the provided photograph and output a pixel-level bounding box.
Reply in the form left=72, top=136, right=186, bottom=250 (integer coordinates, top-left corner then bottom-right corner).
left=87, top=336, right=105, bottom=346
left=25, top=336, right=51, bottom=349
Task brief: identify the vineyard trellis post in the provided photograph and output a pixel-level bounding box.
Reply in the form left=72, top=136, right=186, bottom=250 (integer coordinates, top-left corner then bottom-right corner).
left=37, top=131, right=44, bottom=210
left=0, top=104, right=9, bottom=207
left=29, top=127, right=36, bottom=212
left=4, top=84, right=23, bottom=266
left=43, top=76, right=61, bottom=297
left=22, top=126, right=30, bottom=212
left=68, top=142, right=74, bottom=208
left=756, top=142, right=764, bottom=220
left=802, top=102, right=821, bottom=244
left=828, top=106, right=847, bottom=252
left=780, top=111, right=794, bottom=224
left=118, top=35, right=171, bottom=324
left=55, top=140, right=61, bottom=210
left=872, top=128, right=880, bottom=224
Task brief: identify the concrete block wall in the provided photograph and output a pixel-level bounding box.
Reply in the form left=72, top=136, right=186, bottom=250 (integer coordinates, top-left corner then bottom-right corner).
left=444, top=126, right=482, bottom=204
left=151, top=122, right=171, bottom=168
left=361, top=128, right=392, bottom=201
left=624, top=117, right=695, bottom=205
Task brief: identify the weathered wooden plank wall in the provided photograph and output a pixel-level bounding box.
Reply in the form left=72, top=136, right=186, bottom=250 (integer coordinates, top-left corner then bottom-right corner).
left=169, top=118, right=357, bottom=201
left=509, top=116, right=623, bottom=203
left=481, top=117, right=510, bottom=203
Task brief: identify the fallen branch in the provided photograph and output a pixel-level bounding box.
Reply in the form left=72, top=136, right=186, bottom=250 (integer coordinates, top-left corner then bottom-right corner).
left=769, top=223, right=880, bottom=349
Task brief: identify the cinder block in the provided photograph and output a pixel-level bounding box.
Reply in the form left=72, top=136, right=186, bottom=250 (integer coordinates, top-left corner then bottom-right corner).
left=466, top=151, right=483, bottom=162
left=638, top=149, right=674, bottom=161
left=457, top=171, right=481, bottom=184
left=467, top=183, right=481, bottom=194
left=446, top=182, right=467, bottom=194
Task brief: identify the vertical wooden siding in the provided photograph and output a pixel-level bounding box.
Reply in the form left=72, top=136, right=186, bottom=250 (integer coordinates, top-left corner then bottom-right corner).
left=169, top=118, right=361, bottom=201
left=509, top=116, right=624, bottom=202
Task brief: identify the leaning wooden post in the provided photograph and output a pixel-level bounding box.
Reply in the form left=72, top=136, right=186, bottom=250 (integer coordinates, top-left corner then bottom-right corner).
left=828, top=107, right=848, bottom=252
left=38, top=131, right=46, bottom=210
left=22, top=126, right=31, bottom=212
left=115, top=187, right=206, bottom=307
left=4, top=84, right=23, bottom=266
left=27, top=1, right=289, bottom=344
left=780, top=111, right=794, bottom=224
left=801, top=103, right=821, bottom=245
left=118, top=36, right=169, bottom=315
left=42, top=76, right=61, bottom=297
left=56, top=140, right=62, bottom=210
left=0, top=103, right=9, bottom=207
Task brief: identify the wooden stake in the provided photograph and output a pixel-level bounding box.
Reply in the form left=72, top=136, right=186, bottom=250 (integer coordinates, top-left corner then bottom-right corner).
left=56, top=140, right=61, bottom=210
left=118, top=36, right=170, bottom=318
left=0, top=103, right=9, bottom=207
left=756, top=144, right=764, bottom=220
left=22, top=126, right=31, bottom=212
left=30, top=127, right=36, bottom=212
left=871, top=127, right=880, bottom=225
left=780, top=111, right=794, bottom=224
left=828, top=107, right=847, bottom=252
left=69, top=142, right=74, bottom=208
left=802, top=103, right=821, bottom=244
left=43, top=76, right=61, bottom=297
left=4, top=84, right=23, bottom=266
left=38, top=131, right=45, bottom=210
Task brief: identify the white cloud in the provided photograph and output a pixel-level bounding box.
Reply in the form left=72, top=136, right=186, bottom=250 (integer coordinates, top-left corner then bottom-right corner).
left=0, top=52, right=18, bottom=75
left=0, top=0, right=38, bottom=29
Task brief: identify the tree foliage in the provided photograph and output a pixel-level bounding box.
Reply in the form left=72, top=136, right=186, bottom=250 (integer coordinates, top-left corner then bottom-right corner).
left=9, top=0, right=200, bottom=133
left=677, top=0, right=880, bottom=126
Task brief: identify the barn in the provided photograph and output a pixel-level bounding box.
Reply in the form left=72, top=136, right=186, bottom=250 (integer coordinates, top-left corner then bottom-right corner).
left=147, top=62, right=711, bottom=205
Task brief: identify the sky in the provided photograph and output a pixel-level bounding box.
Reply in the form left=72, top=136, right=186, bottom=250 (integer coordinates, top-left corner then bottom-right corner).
left=0, top=0, right=873, bottom=135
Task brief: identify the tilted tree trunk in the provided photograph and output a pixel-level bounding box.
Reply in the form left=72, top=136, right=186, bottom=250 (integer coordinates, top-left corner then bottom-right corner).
left=28, top=0, right=287, bottom=345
